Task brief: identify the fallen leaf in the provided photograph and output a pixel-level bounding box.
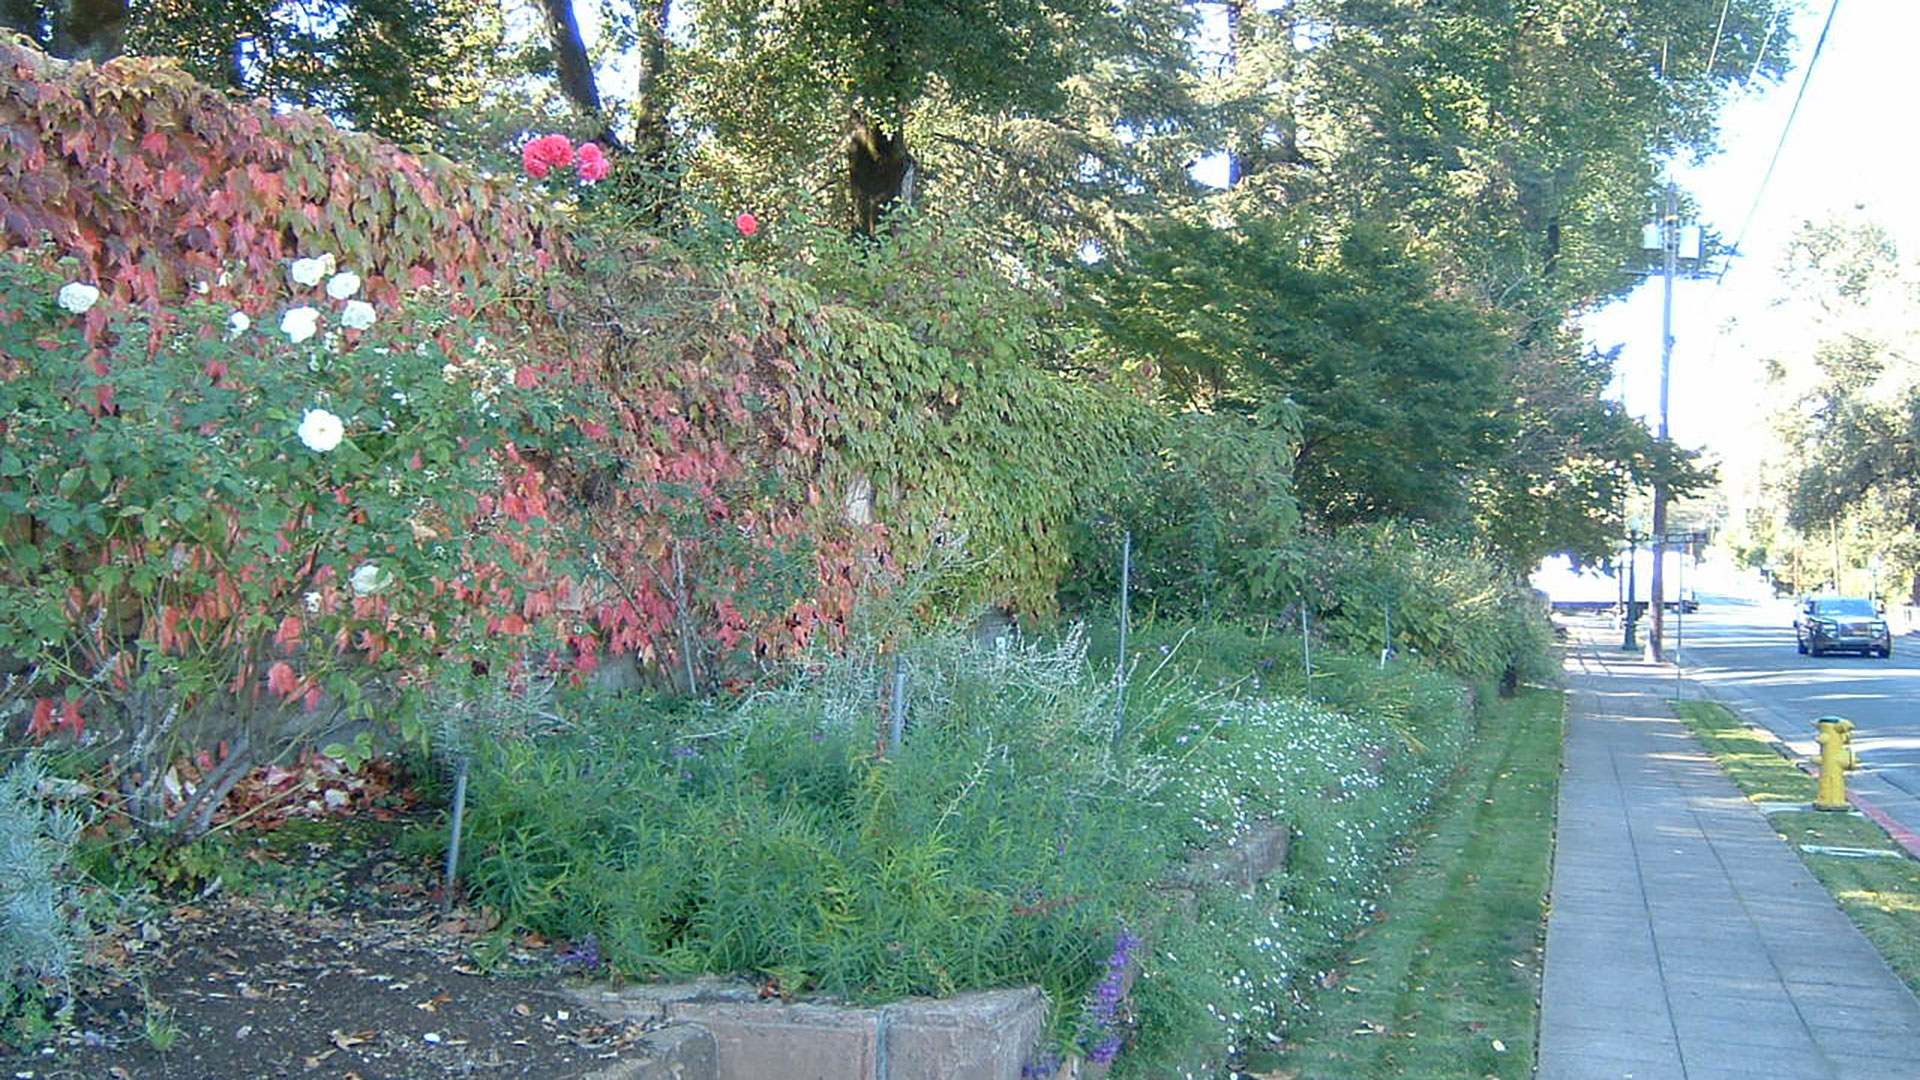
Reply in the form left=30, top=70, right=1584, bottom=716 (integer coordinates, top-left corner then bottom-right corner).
left=416, top=993, right=452, bottom=1011
left=1492, top=1038, right=1508, bottom=1053
left=330, top=1029, right=376, bottom=1050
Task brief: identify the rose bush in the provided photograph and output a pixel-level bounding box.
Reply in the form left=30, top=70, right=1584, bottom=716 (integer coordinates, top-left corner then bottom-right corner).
left=0, top=254, right=595, bottom=836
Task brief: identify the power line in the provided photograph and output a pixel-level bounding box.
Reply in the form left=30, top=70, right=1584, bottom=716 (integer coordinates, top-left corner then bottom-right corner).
left=1704, top=0, right=1734, bottom=78
left=1723, top=0, right=1842, bottom=275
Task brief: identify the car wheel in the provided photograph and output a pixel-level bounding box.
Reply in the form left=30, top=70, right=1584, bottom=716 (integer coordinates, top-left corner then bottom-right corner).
left=1880, top=645, right=1893, bottom=659
left=1810, top=643, right=1823, bottom=657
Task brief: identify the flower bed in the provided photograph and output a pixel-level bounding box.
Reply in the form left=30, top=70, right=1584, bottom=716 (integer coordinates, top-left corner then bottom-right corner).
left=456, top=629, right=1478, bottom=1076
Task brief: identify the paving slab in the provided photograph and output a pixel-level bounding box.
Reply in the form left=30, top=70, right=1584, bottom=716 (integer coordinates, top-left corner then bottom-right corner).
left=1538, top=624, right=1920, bottom=1079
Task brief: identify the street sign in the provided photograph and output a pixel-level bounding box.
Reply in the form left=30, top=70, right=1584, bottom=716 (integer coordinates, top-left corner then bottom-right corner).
left=1660, top=531, right=1708, bottom=545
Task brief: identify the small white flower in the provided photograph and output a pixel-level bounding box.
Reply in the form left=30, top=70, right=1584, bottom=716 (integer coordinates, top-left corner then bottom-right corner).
left=350, top=563, right=393, bottom=596
left=296, top=408, right=344, bottom=453
left=281, top=306, right=320, bottom=344
left=325, top=271, right=362, bottom=300
left=289, top=257, right=328, bottom=288
left=303, top=592, right=322, bottom=613
left=227, top=311, right=251, bottom=337
left=339, top=300, right=376, bottom=330
left=216, top=269, right=232, bottom=288
left=193, top=279, right=210, bottom=295
left=57, top=282, right=100, bottom=314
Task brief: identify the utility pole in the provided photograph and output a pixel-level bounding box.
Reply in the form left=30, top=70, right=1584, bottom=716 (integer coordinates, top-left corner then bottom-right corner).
left=1642, top=184, right=1700, bottom=664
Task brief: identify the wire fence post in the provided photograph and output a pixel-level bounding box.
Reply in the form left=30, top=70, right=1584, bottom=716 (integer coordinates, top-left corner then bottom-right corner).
left=1381, top=602, right=1392, bottom=669
left=1114, top=531, right=1131, bottom=740
left=888, top=652, right=908, bottom=753
left=440, top=754, right=469, bottom=915
left=671, top=542, right=700, bottom=698
left=1302, top=592, right=1312, bottom=681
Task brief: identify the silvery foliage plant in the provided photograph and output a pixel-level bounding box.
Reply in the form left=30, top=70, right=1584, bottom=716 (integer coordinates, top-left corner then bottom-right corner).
left=1, top=754, right=85, bottom=988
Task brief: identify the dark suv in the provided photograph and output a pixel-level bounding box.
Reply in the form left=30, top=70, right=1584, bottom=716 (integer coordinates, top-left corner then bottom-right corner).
left=1795, top=596, right=1893, bottom=658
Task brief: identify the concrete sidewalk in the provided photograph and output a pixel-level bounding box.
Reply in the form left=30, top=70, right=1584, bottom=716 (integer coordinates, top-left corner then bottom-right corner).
left=1537, top=627, right=1920, bottom=1080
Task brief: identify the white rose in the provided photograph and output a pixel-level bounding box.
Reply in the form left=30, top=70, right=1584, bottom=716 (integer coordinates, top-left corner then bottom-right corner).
left=289, top=257, right=328, bottom=288
left=303, top=592, right=322, bottom=613
left=296, top=408, right=344, bottom=453
left=227, top=311, right=250, bottom=337
left=325, top=271, right=362, bottom=300
left=350, top=564, right=393, bottom=596
left=280, top=306, right=320, bottom=343
left=340, top=300, right=376, bottom=331
left=57, top=282, right=100, bottom=314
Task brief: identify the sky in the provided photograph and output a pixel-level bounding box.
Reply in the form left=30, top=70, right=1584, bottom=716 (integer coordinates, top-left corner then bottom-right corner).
left=1582, top=0, right=1916, bottom=460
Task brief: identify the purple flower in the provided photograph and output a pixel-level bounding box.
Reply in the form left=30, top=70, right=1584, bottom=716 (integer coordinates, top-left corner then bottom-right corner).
left=559, top=934, right=601, bottom=971
left=1078, top=929, right=1139, bottom=1065
left=1021, top=1053, right=1061, bottom=1078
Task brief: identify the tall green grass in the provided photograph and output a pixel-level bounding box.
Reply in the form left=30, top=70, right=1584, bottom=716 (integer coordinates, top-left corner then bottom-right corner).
left=452, top=624, right=1488, bottom=1074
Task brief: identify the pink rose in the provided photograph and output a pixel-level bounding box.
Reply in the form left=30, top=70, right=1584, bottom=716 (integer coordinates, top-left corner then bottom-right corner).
left=576, top=142, right=610, bottom=182
left=522, top=134, right=575, bottom=178
left=735, top=212, right=760, bottom=237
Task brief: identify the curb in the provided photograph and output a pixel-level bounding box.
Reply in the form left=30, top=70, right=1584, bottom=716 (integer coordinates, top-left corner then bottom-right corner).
left=1681, top=670, right=1920, bottom=862
left=1845, top=787, right=1920, bottom=859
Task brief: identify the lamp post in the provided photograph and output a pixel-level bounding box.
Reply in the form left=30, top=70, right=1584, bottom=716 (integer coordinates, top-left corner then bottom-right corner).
left=1622, top=521, right=1644, bottom=651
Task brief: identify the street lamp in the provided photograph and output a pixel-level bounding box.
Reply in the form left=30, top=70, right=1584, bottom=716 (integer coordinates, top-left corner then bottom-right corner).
left=1622, top=519, right=1644, bottom=652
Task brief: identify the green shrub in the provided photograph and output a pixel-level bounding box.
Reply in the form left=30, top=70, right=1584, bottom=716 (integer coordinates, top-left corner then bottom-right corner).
left=1062, top=407, right=1303, bottom=619
left=1308, top=523, right=1559, bottom=690
left=0, top=254, right=587, bottom=836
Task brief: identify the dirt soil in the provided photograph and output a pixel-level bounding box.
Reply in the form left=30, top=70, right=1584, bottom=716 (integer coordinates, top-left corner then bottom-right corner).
left=0, top=815, right=664, bottom=1080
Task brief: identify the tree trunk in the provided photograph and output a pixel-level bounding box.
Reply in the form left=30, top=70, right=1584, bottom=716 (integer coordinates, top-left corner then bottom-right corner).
left=49, top=0, right=127, bottom=61
left=1224, top=0, right=1246, bottom=187
left=537, top=0, right=620, bottom=147
left=630, top=0, right=673, bottom=170
left=847, top=112, right=914, bottom=236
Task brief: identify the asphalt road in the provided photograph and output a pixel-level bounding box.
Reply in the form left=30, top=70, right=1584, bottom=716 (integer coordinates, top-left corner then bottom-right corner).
left=1643, top=589, right=1920, bottom=841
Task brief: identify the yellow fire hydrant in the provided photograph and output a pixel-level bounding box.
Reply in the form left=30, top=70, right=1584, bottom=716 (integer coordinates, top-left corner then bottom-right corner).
left=1814, top=716, right=1858, bottom=812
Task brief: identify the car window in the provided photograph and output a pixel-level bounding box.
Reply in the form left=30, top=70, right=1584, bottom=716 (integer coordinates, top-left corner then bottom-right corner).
left=1812, top=598, right=1877, bottom=617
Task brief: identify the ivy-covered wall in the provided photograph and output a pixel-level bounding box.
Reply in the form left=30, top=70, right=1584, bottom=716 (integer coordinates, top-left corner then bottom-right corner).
left=0, top=42, right=1135, bottom=714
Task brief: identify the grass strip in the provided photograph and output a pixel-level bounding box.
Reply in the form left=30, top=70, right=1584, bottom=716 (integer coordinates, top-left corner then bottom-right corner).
left=1246, top=686, right=1564, bottom=1080
left=1672, top=699, right=1920, bottom=995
